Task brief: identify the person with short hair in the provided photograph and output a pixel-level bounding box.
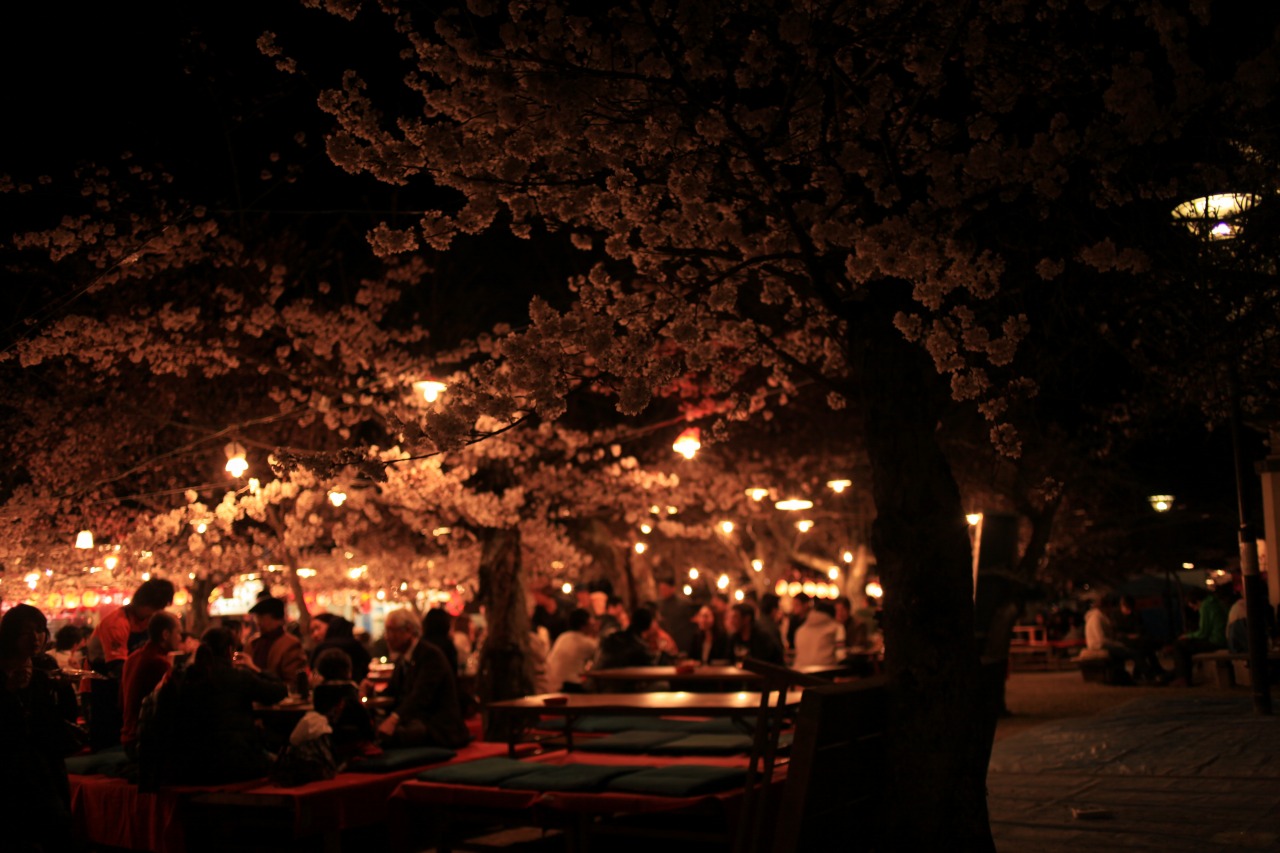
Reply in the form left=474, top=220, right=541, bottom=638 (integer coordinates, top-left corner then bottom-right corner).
left=85, top=578, right=175, bottom=749
left=793, top=599, right=845, bottom=667
left=312, top=648, right=375, bottom=757
left=726, top=602, right=785, bottom=665
left=309, top=613, right=371, bottom=682
left=545, top=608, right=599, bottom=692
left=120, top=611, right=183, bottom=757
left=1170, top=587, right=1230, bottom=686
left=51, top=625, right=87, bottom=671
left=686, top=604, right=731, bottom=664
left=597, top=607, right=666, bottom=670
left=247, top=597, right=307, bottom=682
left=377, top=609, right=469, bottom=749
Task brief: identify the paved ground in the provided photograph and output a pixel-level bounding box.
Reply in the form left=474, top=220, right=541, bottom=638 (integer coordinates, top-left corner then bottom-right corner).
left=990, top=670, right=1280, bottom=852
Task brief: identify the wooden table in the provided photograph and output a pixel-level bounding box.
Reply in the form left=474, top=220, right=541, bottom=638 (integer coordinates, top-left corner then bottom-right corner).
left=486, top=690, right=805, bottom=754
left=584, top=664, right=850, bottom=687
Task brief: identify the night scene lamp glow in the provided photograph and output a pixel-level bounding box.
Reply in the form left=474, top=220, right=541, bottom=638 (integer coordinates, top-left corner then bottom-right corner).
left=75, top=530, right=94, bottom=549
left=672, top=427, right=701, bottom=459
left=775, top=498, right=813, bottom=511
left=1171, top=193, right=1259, bottom=241
left=413, top=380, right=447, bottom=403
left=827, top=479, right=852, bottom=493
left=1149, top=494, right=1174, bottom=512
left=224, top=441, right=248, bottom=478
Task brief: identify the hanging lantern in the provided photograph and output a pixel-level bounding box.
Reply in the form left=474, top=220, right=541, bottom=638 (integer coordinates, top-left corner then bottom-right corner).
left=413, top=380, right=448, bottom=403
left=224, top=441, right=248, bottom=478
left=672, top=427, right=701, bottom=460
left=82, top=590, right=101, bottom=608
left=718, top=520, right=735, bottom=534
left=745, top=487, right=770, bottom=501
left=63, top=593, right=81, bottom=609
left=827, top=479, right=852, bottom=493
left=328, top=489, right=348, bottom=507
left=774, top=579, right=788, bottom=596
left=46, top=593, right=63, bottom=610
left=775, top=498, right=813, bottom=511
left=75, top=530, right=94, bottom=549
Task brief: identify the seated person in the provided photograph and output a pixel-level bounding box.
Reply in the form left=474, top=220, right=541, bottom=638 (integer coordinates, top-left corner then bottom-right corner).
left=544, top=608, right=598, bottom=692
left=247, top=597, right=307, bottom=683
left=154, top=628, right=287, bottom=785
left=120, top=612, right=183, bottom=759
left=1082, top=597, right=1152, bottom=684
left=597, top=607, right=671, bottom=671
left=686, top=605, right=731, bottom=664
left=793, top=600, right=845, bottom=667
left=1171, top=587, right=1230, bottom=686
left=312, top=647, right=375, bottom=759
left=377, top=609, right=470, bottom=749
left=726, top=602, right=785, bottom=665
left=310, top=613, right=372, bottom=683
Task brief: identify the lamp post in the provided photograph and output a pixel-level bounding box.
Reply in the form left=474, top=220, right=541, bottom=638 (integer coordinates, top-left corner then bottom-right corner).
left=1172, top=192, right=1270, bottom=714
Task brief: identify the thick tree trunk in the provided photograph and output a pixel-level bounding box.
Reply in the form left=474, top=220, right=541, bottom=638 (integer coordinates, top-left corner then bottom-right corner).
left=856, top=322, right=996, bottom=850
left=476, top=527, right=534, bottom=741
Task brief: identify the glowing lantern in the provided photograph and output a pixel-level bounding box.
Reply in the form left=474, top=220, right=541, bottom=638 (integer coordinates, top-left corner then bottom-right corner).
left=796, top=519, right=814, bottom=533
left=787, top=582, right=802, bottom=597
left=802, top=581, right=817, bottom=597
left=966, top=513, right=983, bottom=526
left=827, top=479, right=852, bottom=493
left=716, top=574, right=730, bottom=590
left=718, top=520, right=735, bottom=535
left=688, top=568, right=699, bottom=580
left=46, top=593, right=63, bottom=609
left=1148, top=495, right=1174, bottom=513
left=640, top=523, right=652, bottom=534
left=865, top=581, right=883, bottom=599
left=634, top=542, right=647, bottom=554
left=775, top=579, right=789, bottom=596
left=751, top=559, right=763, bottom=572
left=733, top=589, right=745, bottom=602
left=224, top=442, right=248, bottom=478
left=842, top=550, right=854, bottom=563
left=561, top=582, right=573, bottom=594
left=104, top=555, right=119, bottom=571
left=328, top=490, right=347, bottom=507
left=82, top=590, right=100, bottom=608
left=745, top=488, right=770, bottom=501
left=775, top=498, right=813, bottom=511
left=682, top=584, right=693, bottom=596
left=75, top=530, right=94, bottom=550
left=672, top=427, right=701, bottom=460
left=828, top=567, right=840, bottom=580
left=24, top=572, right=39, bottom=590
left=413, top=380, right=448, bottom=403
left=64, top=593, right=81, bottom=609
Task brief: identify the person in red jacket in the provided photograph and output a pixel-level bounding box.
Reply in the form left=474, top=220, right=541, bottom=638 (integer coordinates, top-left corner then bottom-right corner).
left=120, top=611, right=183, bottom=758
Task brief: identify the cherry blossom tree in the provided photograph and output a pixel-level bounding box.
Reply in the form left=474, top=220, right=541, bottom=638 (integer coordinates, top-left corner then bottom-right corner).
left=281, top=0, right=1280, bottom=844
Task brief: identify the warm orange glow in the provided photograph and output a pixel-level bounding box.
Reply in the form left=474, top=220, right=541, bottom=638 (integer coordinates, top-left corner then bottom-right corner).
left=775, top=498, right=813, bottom=511
left=672, top=427, right=701, bottom=460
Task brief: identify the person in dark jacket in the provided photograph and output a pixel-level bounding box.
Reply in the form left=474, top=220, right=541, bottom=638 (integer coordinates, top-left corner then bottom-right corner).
left=156, top=627, right=287, bottom=785
left=422, top=608, right=459, bottom=675
left=685, top=604, right=732, bottom=664
left=597, top=607, right=665, bottom=670
left=1, top=604, right=76, bottom=853
left=310, top=613, right=372, bottom=683
left=377, top=609, right=469, bottom=749
left=726, top=602, right=785, bottom=665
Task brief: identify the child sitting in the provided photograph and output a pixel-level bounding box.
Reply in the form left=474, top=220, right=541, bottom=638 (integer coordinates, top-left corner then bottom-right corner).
left=311, top=647, right=376, bottom=760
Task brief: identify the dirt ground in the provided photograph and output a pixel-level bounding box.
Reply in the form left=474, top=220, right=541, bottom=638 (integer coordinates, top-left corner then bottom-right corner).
left=994, top=666, right=1275, bottom=741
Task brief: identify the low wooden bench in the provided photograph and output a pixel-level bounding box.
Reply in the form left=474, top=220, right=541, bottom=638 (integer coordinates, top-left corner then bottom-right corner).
left=1193, top=649, right=1280, bottom=688
left=1074, top=654, right=1111, bottom=684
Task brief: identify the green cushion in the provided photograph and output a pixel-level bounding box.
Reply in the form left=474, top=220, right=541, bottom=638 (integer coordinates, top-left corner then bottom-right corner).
left=498, top=763, right=648, bottom=792
left=66, top=746, right=128, bottom=776
left=573, top=715, right=704, bottom=733
left=649, top=734, right=754, bottom=755
left=686, top=718, right=757, bottom=734
left=576, top=731, right=684, bottom=753
left=606, top=765, right=746, bottom=797
left=350, top=746, right=457, bottom=773
left=416, top=757, right=541, bottom=786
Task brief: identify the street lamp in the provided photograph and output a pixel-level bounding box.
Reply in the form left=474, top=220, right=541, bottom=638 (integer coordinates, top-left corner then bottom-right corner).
left=1172, top=190, right=1271, bottom=714
left=1148, top=495, right=1174, bottom=513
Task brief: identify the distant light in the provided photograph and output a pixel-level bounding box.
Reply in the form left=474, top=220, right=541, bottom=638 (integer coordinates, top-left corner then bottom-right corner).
left=296, top=568, right=317, bottom=578
left=682, top=584, right=693, bottom=596
left=24, top=572, right=39, bottom=590
left=640, top=523, right=652, bottom=534
left=433, top=527, right=452, bottom=536
left=75, top=530, right=94, bottom=550
left=787, top=582, right=802, bottom=597
left=716, top=574, right=730, bottom=590
left=1182, top=562, right=1195, bottom=570
left=966, top=513, right=983, bottom=526
left=775, top=498, right=813, bottom=511
left=348, top=566, right=366, bottom=580
left=413, top=380, right=447, bottom=403
left=796, top=519, right=814, bottom=533
left=248, top=478, right=261, bottom=494
left=561, top=582, right=573, bottom=594
left=666, top=506, right=678, bottom=515
left=328, top=490, right=347, bottom=507
left=734, top=589, right=745, bottom=602
left=718, top=520, right=735, bottom=535
left=1149, top=495, right=1174, bottom=513
left=650, top=505, right=661, bottom=514
left=775, top=579, right=788, bottom=596
left=376, top=590, right=386, bottom=600
left=141, top=572, right=151, bottom=581
left=634, top=542, right=647, bottom=554
left=751, top=559, right=763, bottom=572
left=400, top=581, right=409, bottom=592
left=224, top=442, right=249, bottom=479
left=195, top=522, right=208, bottom=534
left=842, top=550, right=854, bottom=563
left=745, top=488, right=770, bottom=502
left=688, top=567, right=699, bottom=580
left=1171, top=193, right=1259, bottom=241
left=828, top=567, right=839, bottom=580
left=802, top=581, right=817, bottom=597
left=865, top=581, right=883, bottom=599
left=827, top=479, right=852, bottom=494
left=672, top=427, right=701, bottom=460
left=104, top=555, right=118, bottom=571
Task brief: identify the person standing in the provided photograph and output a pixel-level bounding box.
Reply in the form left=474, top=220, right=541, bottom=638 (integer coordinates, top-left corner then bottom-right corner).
left=120, top=611, right=183, bottom=758
left=247, top=597, right=307, bottom=683
left=793, top=600, right=845, bottom=667
left=85, top=578, right=175, bottom=749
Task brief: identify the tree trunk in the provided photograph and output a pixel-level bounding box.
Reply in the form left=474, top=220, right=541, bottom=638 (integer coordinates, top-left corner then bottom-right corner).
left=476, top=527, right=534, bottom=741
left=855, top=321, right=995, bottom=850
